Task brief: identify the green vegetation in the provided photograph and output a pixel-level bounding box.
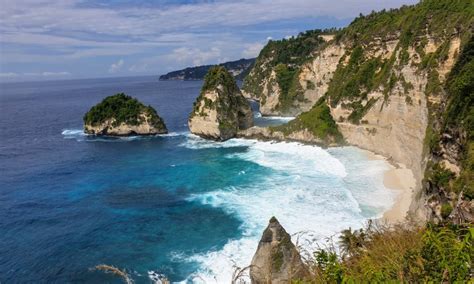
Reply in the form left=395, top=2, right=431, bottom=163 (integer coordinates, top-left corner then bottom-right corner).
left=306, top=223, right=473, bottom=283
left=242, top=30, right=327, bottom=112
left=191, top=66, right=250, bottom=134
left=200, top=66, right=240, bottom=95
left=274, top=63, right=305, bottom=112
left=192, top=66, right=242, bottom=117
left=423, top=35, right=474, bottom=202
left=324, top=0, right=473, bottom=122
left=444, top=36, right=474, bottom=200
left=441, top=203, right=453, bottom=219
left=271, top=98, right=343, bottom=144
left=83, top=93, right=166, bottom=129
left=342, top=0, right=473, bottom=45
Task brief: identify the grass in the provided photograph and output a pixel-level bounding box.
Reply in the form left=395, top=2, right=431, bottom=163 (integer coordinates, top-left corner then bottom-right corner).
left=304, top=223, right=473, bottom=283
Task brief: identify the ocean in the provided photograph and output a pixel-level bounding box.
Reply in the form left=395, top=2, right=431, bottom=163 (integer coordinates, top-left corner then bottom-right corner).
left=0, top=76, right=396, bottom=283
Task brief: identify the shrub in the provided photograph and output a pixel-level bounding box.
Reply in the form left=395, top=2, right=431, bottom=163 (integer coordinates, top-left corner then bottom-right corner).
left=271, top=98, right=343, bottom=144
left=302, top=223, right=473, bottom=283
left=440, top=203, right=453, bottom=219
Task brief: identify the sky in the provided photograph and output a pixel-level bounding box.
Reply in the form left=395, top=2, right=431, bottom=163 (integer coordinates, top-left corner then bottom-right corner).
left=0, top=0, right=418, bottom=82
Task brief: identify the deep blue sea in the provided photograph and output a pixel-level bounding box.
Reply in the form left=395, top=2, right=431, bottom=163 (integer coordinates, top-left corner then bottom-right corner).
left=0, top=76, right=396, bottom=283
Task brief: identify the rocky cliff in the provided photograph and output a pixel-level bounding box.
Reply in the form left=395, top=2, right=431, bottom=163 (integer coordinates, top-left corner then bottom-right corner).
left=83, top=93, right=167, bottom=136
left=242, top=30, right=332, bottom=116
left=188, top=66, right=253, bottom=140
left=241, top=0, right=473, bottom=221
left=250, top=217, right=309, bottom=283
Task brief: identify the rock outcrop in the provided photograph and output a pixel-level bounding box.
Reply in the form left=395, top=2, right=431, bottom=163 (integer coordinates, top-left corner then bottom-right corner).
left=83, top=93, right=167, bottom=136
left=250, top=217, right=309, bottom=284
left=188, top=66, right=253, bottom=140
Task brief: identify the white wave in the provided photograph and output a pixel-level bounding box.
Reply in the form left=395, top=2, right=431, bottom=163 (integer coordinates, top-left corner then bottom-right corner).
left=260, top=115, right=295, bottom=121
left=61, top=129, right=187, bottom=142
left=62, top=129, right=87, bottom=137
left=178, top=140, right=396, bottom=283
left=161, top=131, right=188, bottom=137
left=181, top=136, right=347, bottom=177
left=179, top=134, right=255, bottom=149
left=148, top=271, right=170, bottom=284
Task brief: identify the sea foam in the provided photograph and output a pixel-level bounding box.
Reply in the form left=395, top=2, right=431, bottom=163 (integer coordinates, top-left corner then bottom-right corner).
left=61, top=129, right=186, bottom=142
left=179, top=136, right=396, bottom=283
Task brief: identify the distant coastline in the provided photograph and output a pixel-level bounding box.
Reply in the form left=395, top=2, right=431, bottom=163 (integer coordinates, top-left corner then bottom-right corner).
left=159, top=58, right=255, bottom=81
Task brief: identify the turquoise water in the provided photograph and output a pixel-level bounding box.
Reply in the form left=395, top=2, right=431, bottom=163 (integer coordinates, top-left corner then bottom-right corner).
left=0, top=76, right=395, bottom=283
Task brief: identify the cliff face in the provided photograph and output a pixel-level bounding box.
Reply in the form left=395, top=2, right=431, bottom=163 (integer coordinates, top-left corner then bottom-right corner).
left=84, top=114, right=167, bottom=136
left=188, top=66, right=253, bottom=140
left=422, top=36, right=474, bottom=224
left=83, top=93, right=167, bottom=136
left=242, top=0, right=473, bottom=221
left=250, top=217, right=309, bottom=283
left=242, top=30, right=329, bottom=116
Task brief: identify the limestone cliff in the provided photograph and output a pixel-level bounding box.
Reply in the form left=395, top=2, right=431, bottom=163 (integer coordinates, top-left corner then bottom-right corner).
left=250, top=217, right=309, bottom=283
left=188, top=66, right=253, bottom=140
left=241, top=0, right=473, bottom=221
left=242, top=30, right=332, bottom=116
left=83, top=93, right=167, bottom=136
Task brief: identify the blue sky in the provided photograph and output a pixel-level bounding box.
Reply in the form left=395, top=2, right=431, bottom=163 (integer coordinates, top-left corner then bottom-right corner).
left=0, top=0, right=417, bottom=82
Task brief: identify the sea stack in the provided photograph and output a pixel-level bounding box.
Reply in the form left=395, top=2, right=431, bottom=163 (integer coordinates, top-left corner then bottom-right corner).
left=188, top=66, right=253, bottom=141
left=83, top=93, right=167, bottom=136
left=250, top=217, right=309, bottom=284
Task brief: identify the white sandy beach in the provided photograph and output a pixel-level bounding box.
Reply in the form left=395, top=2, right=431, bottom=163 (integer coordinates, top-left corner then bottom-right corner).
left=363, top=150, right=416, bottom=223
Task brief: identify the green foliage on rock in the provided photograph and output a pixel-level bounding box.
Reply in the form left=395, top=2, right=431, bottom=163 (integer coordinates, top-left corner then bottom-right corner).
left=326, top=0, right=473, bottom=116
left=191, top=66, right=245, bottom=119
left=189, top=66, right=252, bottom=140
left=271, top=98, right=343, bottom=145
left=343, top=0, right=473, bottom=45
left=83, top=93, right=166, bottom=129
left=273, top=63, right=305, bottom=112
left=242, top=29, right=326, bottom=111
left=200, top=66, right=240, bottom=95
left=424, top=35, right=474, bottom=202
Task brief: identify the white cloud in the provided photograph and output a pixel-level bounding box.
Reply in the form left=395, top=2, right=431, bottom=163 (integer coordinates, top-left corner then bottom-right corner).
left=42, top=71, right=70, bottom=76
left=0, top=0, right=419, bottom=76
left=242, top=42, right=264, bottom=58
left=108, top=59, right=124, bottom=73
left=0, top=71, right=71, bottom=81
left=0, top=72, right=18, bottom=78
left=129, top=63, right=149, bottom=73
left=0, top=0, right=419, bottom=46
left=166, top=47, right=223, bottom=67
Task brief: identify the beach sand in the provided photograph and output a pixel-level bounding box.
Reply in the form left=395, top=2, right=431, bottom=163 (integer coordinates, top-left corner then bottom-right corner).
left=363, top=150, right=416, bottom=223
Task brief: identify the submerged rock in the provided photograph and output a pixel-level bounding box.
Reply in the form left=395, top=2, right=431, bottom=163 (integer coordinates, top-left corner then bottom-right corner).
left=83, top=93, right=167, bottom=136
left=188, top=66, right=253, bottom=141
left=250, top=217, right=309, bottom=283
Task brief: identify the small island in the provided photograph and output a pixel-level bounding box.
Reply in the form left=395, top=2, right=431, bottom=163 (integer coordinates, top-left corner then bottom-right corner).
left=188, top=66, right=253, bottom=141
left=83, top=93, right=167, bottom=136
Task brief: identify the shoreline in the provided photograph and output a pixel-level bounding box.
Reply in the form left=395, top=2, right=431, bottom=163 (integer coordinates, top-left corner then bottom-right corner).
left=237, top=130, right=417, bottom=224
left=363, top=150, right=415, bottom=223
